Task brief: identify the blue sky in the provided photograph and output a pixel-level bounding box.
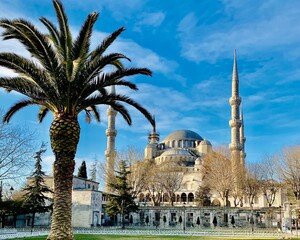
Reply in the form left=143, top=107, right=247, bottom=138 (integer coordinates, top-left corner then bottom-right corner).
left=0, top=0, right=300, bottom=183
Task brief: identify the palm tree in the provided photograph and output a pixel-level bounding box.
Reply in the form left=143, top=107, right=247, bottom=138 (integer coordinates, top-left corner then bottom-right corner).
left=0, top=1, right=154, bottom=239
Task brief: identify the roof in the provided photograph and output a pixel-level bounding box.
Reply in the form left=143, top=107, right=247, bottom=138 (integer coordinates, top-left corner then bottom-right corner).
left=162, top=130, right=203, bottom=142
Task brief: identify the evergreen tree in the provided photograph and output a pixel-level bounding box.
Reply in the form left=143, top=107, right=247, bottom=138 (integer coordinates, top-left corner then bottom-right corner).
left=23, top=143, right=52, bottom=228
left=78, top=161, right=87, bottom=179
left=106, top=160, right=138, bottom=229
left=195, top=185, right=211, bottom=206
left=89, top=160, right=97, bottom=182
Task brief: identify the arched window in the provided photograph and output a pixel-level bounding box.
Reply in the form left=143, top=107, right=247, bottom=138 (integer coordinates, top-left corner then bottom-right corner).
left=211, top=199, right=221, bottom=207
left=139, top=193, right=145, bottom=202
left=176, top=195, right=180, bottom=202
left=181, top=193, right=187, bottom=202
left=163, top=193, right=169, bottom=202
left=172, top=140, right=175, bottom=148
left=146, top=193, right=151, bottom=202
left=188, top=193, right=194, bottom=202
left=171, top=193, right=175, bottom=203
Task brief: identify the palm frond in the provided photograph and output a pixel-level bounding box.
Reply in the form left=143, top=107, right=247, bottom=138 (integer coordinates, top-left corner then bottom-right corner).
left=90, top=27, right=125, bottom=62
left=0, top=76, right=45, bottom=99
left=38, top=106, right=49, bottom=123
left=111, top=60, right=124, bottom=70
left=89, top=105, right=100, bottom=122
left=80, top=53, right=130, bottom=83
left=79, top=93, right=154, bottom=126
left=80, top=98, right=131, bottom=125
left=0, top=53, right=58, bottom=100
left=3, top=98, right=38, bottom=123
left=72, top=12, right=99, bottom=60
left=84, top=109, right=91, bottom=123
left=100, top=68, right=152, bottom=83
left=78, top=78, right=138, bottom=103
left=0, top=18, right=59, bottom=73
left=52, top=0, right=72, bottom=61
left=40, top=17, right=60, bottom=48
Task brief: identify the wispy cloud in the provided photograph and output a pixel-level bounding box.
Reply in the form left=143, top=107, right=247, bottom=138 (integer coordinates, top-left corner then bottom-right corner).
left=177, top=1, right=300, bottom=63
left=134, top=12, right=165, bottom=29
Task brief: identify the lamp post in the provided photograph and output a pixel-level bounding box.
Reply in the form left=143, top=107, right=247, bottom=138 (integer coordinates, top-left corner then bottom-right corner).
left=121, top=199, right=125, bottom=229
left=9, top=186, right=14, bottom=199
left=183, top=202, right=186, bottom=233
left=279, top=205, right=282, bottom=232
left=250, top=201, right=254, bottom=233
left=0, top=181, right=2, bottom=201
left=290, top=203, right=293, bottom=239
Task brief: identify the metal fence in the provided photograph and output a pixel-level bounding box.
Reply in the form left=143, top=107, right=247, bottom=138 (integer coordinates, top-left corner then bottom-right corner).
left=0, top=227, right=293, bottom=239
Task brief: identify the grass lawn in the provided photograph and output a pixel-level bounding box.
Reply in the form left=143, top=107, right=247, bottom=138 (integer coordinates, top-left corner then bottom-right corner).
left=8, top=235, right=300, bottom=240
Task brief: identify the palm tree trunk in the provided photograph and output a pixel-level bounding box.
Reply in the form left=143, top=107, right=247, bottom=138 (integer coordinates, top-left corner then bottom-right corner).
left=47, top=115, right=80, bottom=240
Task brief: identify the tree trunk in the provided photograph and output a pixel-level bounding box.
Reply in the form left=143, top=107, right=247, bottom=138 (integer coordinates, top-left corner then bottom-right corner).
left=47, top=115, right=80, bottom=240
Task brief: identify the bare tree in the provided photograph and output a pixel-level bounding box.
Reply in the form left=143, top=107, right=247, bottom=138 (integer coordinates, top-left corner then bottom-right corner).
left=260, top=154, right=281, bottom=207
left=276, top=145, right=300, bottom=200
left=243, top=162, right=261, bottom=207
left=231, top=167, right=246, bottom=207
left=116, top=147, right=148, bottom=198
left=0, top=120, right=35, bottom=181
left=144, top=161, right=164, bottom=206
left=159, top=160, right=183, bottom=206
left=202, top=146, right=234, bottom=206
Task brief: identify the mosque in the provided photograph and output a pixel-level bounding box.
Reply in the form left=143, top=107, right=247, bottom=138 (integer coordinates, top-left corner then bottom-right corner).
left=105, top=52, right=248, bottom=207
left=100, top=52, right=288, bottom=228
left=17, top=52, right=287, bottom=229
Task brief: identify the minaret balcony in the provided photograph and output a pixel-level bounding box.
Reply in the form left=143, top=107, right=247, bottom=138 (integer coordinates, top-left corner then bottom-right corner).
left=106, top=108, right=117, bottom=116
left=229, top=96, right=241, bottom=106
left=106, top=129, right=117, bottom=136
left=229, top=143, right=242, bottom=151
left=105, top=149, right=116, bottom=157
left=229, top=119, right=242, bottom=128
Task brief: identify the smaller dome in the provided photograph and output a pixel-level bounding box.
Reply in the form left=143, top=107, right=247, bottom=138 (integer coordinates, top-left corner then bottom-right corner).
left=200, top=139, right=212, bottom=145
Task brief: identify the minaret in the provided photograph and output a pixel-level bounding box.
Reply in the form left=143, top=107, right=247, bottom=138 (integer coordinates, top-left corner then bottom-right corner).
left=144, top=116, right=159, bottom=159
left=239, top=109, right=246, bottom=166
left=104, top=86, right=117, bottom=193
left=229, top=50, right=242, bottom=182
left=149, top=116, right=159, bottom=144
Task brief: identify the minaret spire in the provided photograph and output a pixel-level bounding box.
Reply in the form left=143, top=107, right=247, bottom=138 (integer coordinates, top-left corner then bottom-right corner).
left=229, top=50, right=242, bottom=186
left=148, top=115, right=159, bottom=144
left=104, top=85, right=117, bottom=193
left=144, top=115, right=159, bottom=159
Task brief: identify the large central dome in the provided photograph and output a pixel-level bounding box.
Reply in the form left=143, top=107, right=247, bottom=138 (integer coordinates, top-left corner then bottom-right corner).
left=161, top=130, right=203, bottom=149
left=162, top=130, right=203, bottom=142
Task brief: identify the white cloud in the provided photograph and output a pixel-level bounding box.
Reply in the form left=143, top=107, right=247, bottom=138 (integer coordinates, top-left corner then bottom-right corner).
left=177, top=1, right=300, bottom=63
left=91, top=31, right=186, bottom=85
left=135, top=12, right=165, bottom=28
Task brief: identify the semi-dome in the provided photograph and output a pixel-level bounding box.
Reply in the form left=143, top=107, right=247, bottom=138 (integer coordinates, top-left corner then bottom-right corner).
left=162, top=130, right=203, bottom=142
left=160, top=148, right=193, bottom=157
left=200, top=139, right=212, bottom=145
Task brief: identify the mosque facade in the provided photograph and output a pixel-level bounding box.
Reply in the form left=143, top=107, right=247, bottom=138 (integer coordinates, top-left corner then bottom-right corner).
left=104, top=52, right=278, bottom=208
